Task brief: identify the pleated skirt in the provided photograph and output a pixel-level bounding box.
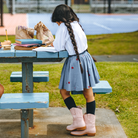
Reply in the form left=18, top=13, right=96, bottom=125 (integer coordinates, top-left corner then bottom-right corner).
left=59, top=51, right=100, bottom=91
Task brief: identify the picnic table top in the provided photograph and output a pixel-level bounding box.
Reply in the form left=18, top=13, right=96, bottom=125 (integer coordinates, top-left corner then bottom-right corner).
left=0, top=45, right=68, bottom=63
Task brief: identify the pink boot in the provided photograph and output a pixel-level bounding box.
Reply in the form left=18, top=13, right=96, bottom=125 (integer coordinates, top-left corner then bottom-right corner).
left=66, top=107, right=86, bottom=131
left=71, top=114, right=96, bottom=136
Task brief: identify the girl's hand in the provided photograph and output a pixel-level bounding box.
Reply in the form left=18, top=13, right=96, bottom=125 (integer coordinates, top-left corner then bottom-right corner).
left=51, top=43, right=54, bottom=47
left=1, top=40, right=11, bottom=46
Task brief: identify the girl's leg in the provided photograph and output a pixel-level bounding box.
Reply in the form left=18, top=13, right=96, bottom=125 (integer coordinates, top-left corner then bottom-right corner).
left=71, top=87, right=96, bottom=136
left=60, top=89, right=71, bottom=100
left=83, top=87, right=96, bottom=115
left=60, top=89, right=77, bottom=109
left=83, top=87, right=95, bottom=102
left=60, top=89, right=86, bottom=131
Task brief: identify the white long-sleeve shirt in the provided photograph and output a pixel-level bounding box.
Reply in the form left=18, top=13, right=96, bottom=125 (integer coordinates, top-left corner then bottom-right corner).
left=53, top=21, right=88, bottom=56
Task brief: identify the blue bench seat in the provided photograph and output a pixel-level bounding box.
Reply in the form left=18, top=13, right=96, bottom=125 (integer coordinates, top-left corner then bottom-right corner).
left=0, top=93, right=49, bottom=109
left=10, top=71, right=49, bottom=82
left=0, top=93, right=49, bottom=138
left=71, top=81, right=112, bottom=94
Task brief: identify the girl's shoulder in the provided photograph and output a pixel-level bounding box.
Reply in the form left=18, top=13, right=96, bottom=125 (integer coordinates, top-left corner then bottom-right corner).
left=56, top=23, right=68, bottom=36
left=58, top=23, right=67, bottom=32
left=57, top=21, right=80, bottom=34
left=59, top=22, right=66, bottom=28
left=71, top=21, right=79, bottom=25
left=60, top=21, right=79, bottom=27
left=71, top=21, right=82, bottom=29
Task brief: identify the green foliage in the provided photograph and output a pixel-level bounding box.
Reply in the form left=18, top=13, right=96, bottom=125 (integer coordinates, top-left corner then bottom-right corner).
left=0, top=62, right=137, bottom=138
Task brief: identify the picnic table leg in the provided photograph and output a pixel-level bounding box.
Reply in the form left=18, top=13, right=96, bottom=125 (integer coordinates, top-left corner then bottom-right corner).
left=21, top=109, right=29, bottom=138
left=22, top=62, right=33, bottom=127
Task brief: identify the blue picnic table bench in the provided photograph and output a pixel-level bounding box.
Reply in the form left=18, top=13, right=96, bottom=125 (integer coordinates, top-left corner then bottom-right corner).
left=0, top=93, right=49, bottom=138
left=0, top=46, right=112, bottom=138
left=0, top=46, right=68, bottom=138
left=10, top=71, right=49, bottom=82
left=71, top=80, right=112, bottom=95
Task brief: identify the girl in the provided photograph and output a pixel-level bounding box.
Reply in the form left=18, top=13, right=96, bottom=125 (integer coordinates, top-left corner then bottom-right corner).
left=51, top=4, right=100, bottom=136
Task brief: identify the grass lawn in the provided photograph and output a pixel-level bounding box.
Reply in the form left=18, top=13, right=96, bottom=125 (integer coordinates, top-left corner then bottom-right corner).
left=3, top=3, right=9, bottom=13
left=0, top=31, right=138, bottom=137
left=0, top=31, right=138, bottom=55
left=0, top=62, right=137, bottom=138
left=87, top=31, right=138, bottom=55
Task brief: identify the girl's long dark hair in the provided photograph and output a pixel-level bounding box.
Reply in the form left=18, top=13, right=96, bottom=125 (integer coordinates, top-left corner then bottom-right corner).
left=52, top=4, right=83, bottom=73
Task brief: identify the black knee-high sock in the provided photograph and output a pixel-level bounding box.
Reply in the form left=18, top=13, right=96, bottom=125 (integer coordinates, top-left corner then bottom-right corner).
left=64, top=96, right=77, bottom=110
left=86, top=100, right=96, bottom=115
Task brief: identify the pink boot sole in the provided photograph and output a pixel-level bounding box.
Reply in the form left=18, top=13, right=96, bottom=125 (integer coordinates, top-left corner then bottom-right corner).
left=71, top=132, right=96, bottom=136
left=66, top=126, right=86, bottom=131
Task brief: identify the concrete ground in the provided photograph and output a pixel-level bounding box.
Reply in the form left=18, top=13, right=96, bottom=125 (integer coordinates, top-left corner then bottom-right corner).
left=0, top=107, right=127, bottom=138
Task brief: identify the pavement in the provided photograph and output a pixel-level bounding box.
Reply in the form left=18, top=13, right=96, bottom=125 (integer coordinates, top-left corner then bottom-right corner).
left=28, top=13, right=138, bottom=35
left=0, top=13, right=138, bottom=35
left=93, top=55, right=138, bottom=62
left=0, top=107, right=127, bottom=138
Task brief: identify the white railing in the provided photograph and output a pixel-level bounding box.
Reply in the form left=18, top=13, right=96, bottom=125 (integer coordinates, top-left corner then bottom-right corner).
left=5, top=0, right=138, bottom=13
left=90, top=0, right=138, bottom=13
left=6, top=0, right=71, bottom=14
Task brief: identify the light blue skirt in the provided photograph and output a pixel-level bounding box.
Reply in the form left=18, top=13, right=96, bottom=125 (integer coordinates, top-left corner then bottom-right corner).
left=59, top=51, right=100, bottom=91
